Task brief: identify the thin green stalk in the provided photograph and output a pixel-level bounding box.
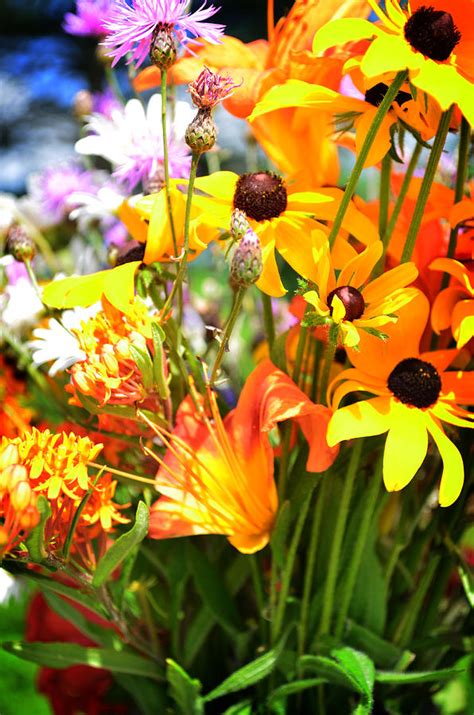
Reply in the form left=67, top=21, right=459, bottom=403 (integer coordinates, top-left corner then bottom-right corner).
left=441, top=116, right=471, bottom=289
left=298, top=477, right=329, bottom=658
left=327, top=71, right=407, bottom=249
left=292, top=323, right=308, bottom=384
left=210, top=287, right=245, bottom=384
left=394, top=554, right=441, bottom=648
left=163, top=152, right=200, bottom=313
left=262, top=292, right=276, bottom=352
left=24, top=259, right=42, bottom=299
left=335, top=453, right=380, bottom=638
left=372, top=154, right=392, bottom=277
left=317, top=438, right=364, bottom=637
left=310, top=339, right=323, bottom=403
left=161, top=70, right=178, bottom=257
left=401, top=107, right=454, bottom=262
left=250, top=554, right=267, bottom=642
left=271, top=485, right=314, bottom=644
left=277, top=427, right=292, bottom=503
left=319, top=324, right=338, bottom=406
left=382, top=141, right=422, bottom=258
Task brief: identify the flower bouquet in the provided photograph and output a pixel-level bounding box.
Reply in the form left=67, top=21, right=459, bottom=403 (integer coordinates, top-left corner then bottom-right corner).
left=0, top=0, right=473, bottom=713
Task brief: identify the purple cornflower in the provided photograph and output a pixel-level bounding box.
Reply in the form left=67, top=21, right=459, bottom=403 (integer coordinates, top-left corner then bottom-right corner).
left=189, top=66, right=240, bottom=109
left=103, top=0, right=225, bottom=67
left=63, top=0, right=115, bottom=37
left=34, top=164, right=99, bottom=223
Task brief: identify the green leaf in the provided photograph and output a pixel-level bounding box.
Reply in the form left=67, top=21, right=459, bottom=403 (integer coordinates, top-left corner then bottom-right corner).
left=151, top=321, right=170, bottom=399
left=118, top=674, right=167, bottom=715
left=223, top=701, right=252, bottom=715
left=93, top=501, right=149, bottom=587
left=129, top=344, right=154, bottom=391
left=376, top=666, right=467, bottom=685
left=268, top=678, right=326, bottom=713
left=76, top=391, right=136, bottom=419
left=344, top=620, right=413, bottom=670
left=25, top=495, right=51, bottom=563
left=187, top=542, right=241, bottom=635
left=458, top=563, right=474, bottom=608
left=270, top=500, right=291, bottom=569
left=3, top=642, right=162, bottom=680
left=204, top=637, right=287, bottom=702
left=270, top=330, right=289, bottom=373
left=43, top=592, right=116, bottom=648
left=166, top=659, right=203, bottom=715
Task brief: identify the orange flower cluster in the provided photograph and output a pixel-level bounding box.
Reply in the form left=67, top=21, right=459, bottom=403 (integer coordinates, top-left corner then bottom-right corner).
left=0, top=356, right=33, bottom=438
left=0, top=429, right=128, bottom=561
left=68, top=297, right=157, bottom=408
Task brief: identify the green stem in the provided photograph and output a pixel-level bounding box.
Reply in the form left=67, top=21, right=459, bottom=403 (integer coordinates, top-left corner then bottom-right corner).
left=382, top=141, right=422, bottom=255
left=441, top=116, right=471, bottom=289
left=394, top=555, right=441, bottom=648
left=334, top=453, right=380, bottom=638
left=319, top=324, right=338, bottom=406
left=298, top=477, right=328, bottom=658
left=372, top=154, right=392, bottom=277
left=249, top=554, right=267, bottom=642
left=317, top=439, right=364, bottom=637
left=400, top=107, right=454, bottom=263
left=271, top=485, right=314, bottom=644
left=327, top=71, right=407, bottom=249
left=261, top=292, right=276, bottom=353
left=210, top=287, right=246, bottom=384
left=24, top=259, right=42, bottom=300
left=161, top=70, right=178, bottom=257
left=292, top=323, right=308, bottom=385
left=163, top=152, right=200, bottom=313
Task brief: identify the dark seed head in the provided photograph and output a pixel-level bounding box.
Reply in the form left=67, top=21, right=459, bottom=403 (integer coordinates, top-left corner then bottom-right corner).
left=404, top=6, right=461, bottom=62
left=326, top=285, right=365, bottom=321
left=364, top=82, right=412, bottom=107
left=388, top=357, right=441, bottom=408
left=233, top=172, right=288, bottom=222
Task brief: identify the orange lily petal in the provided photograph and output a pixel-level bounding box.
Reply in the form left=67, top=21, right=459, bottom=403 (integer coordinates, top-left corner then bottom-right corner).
left=431, top=286, right=468, bottom=333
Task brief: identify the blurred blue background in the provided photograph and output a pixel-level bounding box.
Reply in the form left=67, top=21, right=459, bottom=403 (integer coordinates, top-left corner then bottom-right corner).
left=0, top=0, right=287, bottom=194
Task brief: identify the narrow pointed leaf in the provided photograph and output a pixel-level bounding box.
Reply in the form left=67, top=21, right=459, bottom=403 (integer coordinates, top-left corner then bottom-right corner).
left=166, top=659, right=204, bottom=715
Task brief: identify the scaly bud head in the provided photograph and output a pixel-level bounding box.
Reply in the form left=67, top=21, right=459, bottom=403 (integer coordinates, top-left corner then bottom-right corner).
left=230, top=229, right=263, bottom=288
left=5, top=224, right=36, bottom=263
left=188, top=66, right=240, bottom=109
left=185, top=108, right=217, bottom=154
left=150, top=23, right=178, bottom=70
left=230, top=209, right=250, bottom=241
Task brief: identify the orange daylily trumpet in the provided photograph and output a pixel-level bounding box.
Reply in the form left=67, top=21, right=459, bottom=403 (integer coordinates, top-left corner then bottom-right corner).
left=148, top=359, right=338, bottom=553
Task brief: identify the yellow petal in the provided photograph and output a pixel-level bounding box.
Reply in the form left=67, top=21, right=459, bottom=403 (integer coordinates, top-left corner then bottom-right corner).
left=337, top=241, right=383, bottom=288
left=411, top=61, right=474, bottom=125
left=193, top=171, right=238, bottom=199
left=256, top=237, right=286, bottom=297
left=361, top=35, right=423, bottom=78
left=427, top=418, right=464, bottom=507
left=228, top=531, right=270, bottom=554
left=313, top=18, right=380, bottom=55
left=327, top=396, right=392, bottom=446
left=383, top=402, right=428, bottom=493
left=340, top=321, right=360, bottom=347
left=103, top=261, right=142, bottom=314
left=331, top=294, right=346, bottom=323
left=303, top=289, right=328, bottom=315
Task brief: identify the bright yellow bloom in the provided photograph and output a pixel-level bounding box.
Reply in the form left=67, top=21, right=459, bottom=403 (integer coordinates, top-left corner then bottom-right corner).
left=327, top=292, right=474, bottom=506
left=302, top=234, right=418, bottom=346
left=430, top=258, right=474, bottom=348
left=177, top=170, right=378, bottom=297
left=312, top=0, right=474, bottom=125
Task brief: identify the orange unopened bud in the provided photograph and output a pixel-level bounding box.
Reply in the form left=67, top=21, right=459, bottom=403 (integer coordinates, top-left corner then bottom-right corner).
left=0, top=444, right=20, bottom=469
left=101, top=345, right=119, bottom=375
left=11, top=480, right=33, bottom=511
left=0, top=464, right=28, bottom=492
left=0, top=527, right=8, bottom=546
left=19, top=504, right=40, bottom=530
left=74, top=371, right=94, bottom=394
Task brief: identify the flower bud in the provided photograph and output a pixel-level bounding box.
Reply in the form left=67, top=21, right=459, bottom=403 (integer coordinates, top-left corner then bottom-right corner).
left=73, top=89, right=94, bottom=119
left=0, top=464, right=28, bottom=492
left=185, top=108, right=217, bottom=154
left=230, top=209, right=250, bottom=241
left=5, top=224, right=36, bottom=263
left=10, top=480, right=33, bottom=511
left=0, top=444, right=20, bottom=470
left=19, top=504, right=40, bottom=530
left=101, top=345, right=119, bottom=375
left=150, top=24, right=177, bottom=70
left=0, top=527, right=8, bottom=546
left=230, top=229, right=263, bottom=288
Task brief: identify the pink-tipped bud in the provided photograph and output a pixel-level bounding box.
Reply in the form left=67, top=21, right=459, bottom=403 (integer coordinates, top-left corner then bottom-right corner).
left=188, top=66, right=240, bottom=110
left=230, top=228, right=263, bottom=288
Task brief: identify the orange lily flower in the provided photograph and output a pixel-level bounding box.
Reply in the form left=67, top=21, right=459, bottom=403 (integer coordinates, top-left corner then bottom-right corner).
left=148, top=359, right=338, bottom=554
left=430, top=258, right=474, bottom=349
left=135, top=0, right=370, bottom=188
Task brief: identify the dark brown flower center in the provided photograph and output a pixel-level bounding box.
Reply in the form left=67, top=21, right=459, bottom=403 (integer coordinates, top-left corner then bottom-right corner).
left=388, top=357, right=441, bottom=408
left=404, top=6, right=461, bottom=62
left=233, top=172, right=288, bottom=222
left=364, top=82, right=412, bottom=107
left=326, top=285, right=365, bottom=321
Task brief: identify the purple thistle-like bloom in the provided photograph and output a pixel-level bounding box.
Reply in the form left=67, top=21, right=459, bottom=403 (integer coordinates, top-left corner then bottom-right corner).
left=63, top=0, right=115, bottom=37
left=103, top=0, right=225, bottom=67
left=34, top=164, right=99, bottom=223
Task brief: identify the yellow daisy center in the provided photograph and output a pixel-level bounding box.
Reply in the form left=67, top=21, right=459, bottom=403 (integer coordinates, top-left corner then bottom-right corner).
left=404, top=6, right=461, bottom=62
left=233, top=172, right=288, bottom=222
left=387, top=357, right=441, bottom=408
